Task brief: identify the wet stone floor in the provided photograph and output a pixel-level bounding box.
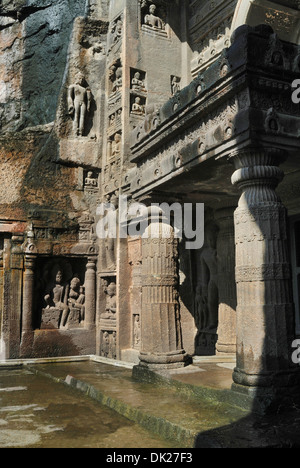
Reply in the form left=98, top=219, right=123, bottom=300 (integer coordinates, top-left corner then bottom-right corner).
left=0, top=368, right=179, bottom=448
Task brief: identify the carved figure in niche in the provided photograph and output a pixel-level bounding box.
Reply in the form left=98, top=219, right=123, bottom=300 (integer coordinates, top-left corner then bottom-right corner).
left=171, top=76, right=181, bottom=95
left=116, top=108, right=122, bottom=121
left=133, top=314, right=141, bottom=348
left=109, top=113, right=116, bottom=128
left=110, top=18, right=123, bottom=45
left=271, top=51, right=283, bottom=66
left=101, top=331, right=110, bottom=357
left=144, top=4, right=164, bottom=30
left=65, top=277, right=85, bottom=324
left=112, top=67, right=122, bottom=93
left=109, top=331, right=117, bottom=359
left=105, top=194, right=118, bottom=270
left=102, top=279, right=109, bottom=293
left=44, top=269, right=69, bottom=313
left=131, top=97, right=145, bottom=115
left=198, top=224, right=219, bottom=332
left=103, top=282, right=117, bottom=319
left=68, top=73, right=92, bottom=137
left=265, top=107, right=280, bottom=134
left=131, top=72, right=146, bottom=92
left=111, top=133, right=121, bottom=157
left=195, top=284, right=208, bottom=331
left=85, top=171, right=98, bottom=187
left=109, top=64, right=117, bottom=82
left=77, top=286, right=85, bottom=321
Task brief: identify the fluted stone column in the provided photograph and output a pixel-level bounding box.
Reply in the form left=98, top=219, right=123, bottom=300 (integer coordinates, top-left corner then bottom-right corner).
left=230, top=148, right=300, bottom=392
left=139, top=206, right=190, bottom=369
left=20, top=254, right=36, bottom=356
left=85, top=257, right=97, bottom=330
left=215, top=207, right=237, bottom=354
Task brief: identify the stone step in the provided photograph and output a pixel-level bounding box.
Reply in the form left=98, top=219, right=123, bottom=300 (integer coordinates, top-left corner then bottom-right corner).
left=26, top=359, right=248, bottom=448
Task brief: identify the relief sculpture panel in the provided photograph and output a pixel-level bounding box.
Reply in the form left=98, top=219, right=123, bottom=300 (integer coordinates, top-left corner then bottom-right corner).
left=36, top=259, right=87, bottom=331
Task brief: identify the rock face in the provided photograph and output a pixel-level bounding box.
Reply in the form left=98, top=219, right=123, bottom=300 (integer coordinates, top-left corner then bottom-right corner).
left=1, top=0, right=300, bottom=409
left=0, top=0, right=87, bottom=132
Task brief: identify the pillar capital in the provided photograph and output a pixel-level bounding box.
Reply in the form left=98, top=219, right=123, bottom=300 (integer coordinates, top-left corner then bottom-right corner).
left=24, top=254, right=36, bottom=270
left=229, top=147, right=288, bottom=210
left=87, top=256, right=97, bottom=268
left=229, top=147, right=287, bottom=168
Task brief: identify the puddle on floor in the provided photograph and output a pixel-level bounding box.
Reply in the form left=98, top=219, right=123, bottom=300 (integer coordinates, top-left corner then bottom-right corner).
left=0, top=369, right=180, bottom=448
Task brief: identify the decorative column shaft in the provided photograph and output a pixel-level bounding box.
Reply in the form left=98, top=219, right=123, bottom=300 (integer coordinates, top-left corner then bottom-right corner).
left=139, top=206, right=190, bottom=369
left=22, top=255, right=36, bottom=334
left=85, top=257, right=96, bottom=330
left=20, top=255, right=36, bottom=356
left=215, top=207, right=237, bottom=354
left=231, top=148, right=299, bottom=389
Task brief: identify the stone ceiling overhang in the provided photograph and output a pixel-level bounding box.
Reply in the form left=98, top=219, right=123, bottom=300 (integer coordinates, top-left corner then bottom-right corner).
left=127, top=25, right=300, bottom=203
left=232, top=0, right=300, bottom=44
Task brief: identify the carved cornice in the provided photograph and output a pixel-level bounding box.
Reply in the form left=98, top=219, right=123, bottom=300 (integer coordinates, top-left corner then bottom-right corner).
left=127, top=25, right=300, bottom=199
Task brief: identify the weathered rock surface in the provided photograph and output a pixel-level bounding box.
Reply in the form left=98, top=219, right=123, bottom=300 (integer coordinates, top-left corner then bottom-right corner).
left=0, top=0, right=87, bottom=132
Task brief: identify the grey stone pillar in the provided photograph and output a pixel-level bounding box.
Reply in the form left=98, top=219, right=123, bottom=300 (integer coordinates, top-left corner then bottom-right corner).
left=84, top=256, right=96, bottom=330
left=139, top=206, right=190, bottom=369
left=215, top=207, right=237, bottom=354
left=20, top=255, right=36, bottom=356
left=230, top=147, right=300, bottom=392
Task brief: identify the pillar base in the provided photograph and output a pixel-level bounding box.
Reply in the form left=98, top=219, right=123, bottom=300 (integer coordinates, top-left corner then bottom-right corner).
left=216, top=343, right=236, bottom=354
left=20, top=331, right=35, bottom=358
left=233, top=366, right=300, bottom=388
left=139, top=350, right=192, bottom=370
left=232, top=365, right=300, bottom=414
left=232, top=379, right=300, bottom=415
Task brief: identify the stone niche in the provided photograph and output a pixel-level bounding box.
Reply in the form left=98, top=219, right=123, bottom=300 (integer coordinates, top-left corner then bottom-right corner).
left=130, top=68, right=147, bottom=127
left=98, top=274, right=118, bottom=359
left=140, top=0, right=169, bottom=38
left=33, top=257, right=87, bottom=331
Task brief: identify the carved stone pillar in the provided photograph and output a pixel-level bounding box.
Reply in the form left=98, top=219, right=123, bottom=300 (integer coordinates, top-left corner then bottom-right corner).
left=128, top=237, right=142, bottom=351
left=215, top=207, right=237, bottom=354
left=8, top=235, right=24, bottom=358
left=139, top=206, right=190, bottom=369
left=20, top=255, right=36, bottom=356
left=84, top=257, right=97, bottom=330
left=230, top=147, right=300, bottom=392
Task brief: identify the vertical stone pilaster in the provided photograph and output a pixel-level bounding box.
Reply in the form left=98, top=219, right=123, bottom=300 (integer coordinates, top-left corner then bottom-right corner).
left=215, top=207, right=237, bottom=354
left=230, top=148, right=300, bottom=390
left=20, top=255, right=36, bottom=356
left=0, top=249, right=4, bottom=359
left=8, top=235, right=24, bottom=358
left=128, top=237, right=142, bottom=350
left=85, top=256, right=97, bottom=330
left=139, top=206, right=190, bottom=369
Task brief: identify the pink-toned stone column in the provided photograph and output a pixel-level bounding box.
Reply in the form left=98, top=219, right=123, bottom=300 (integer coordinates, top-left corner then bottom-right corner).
left=84, top=256, right=97, bottom=330
left=230, top=147, right=300, bottom=392
left=20, top=254, right=36, bottom=356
